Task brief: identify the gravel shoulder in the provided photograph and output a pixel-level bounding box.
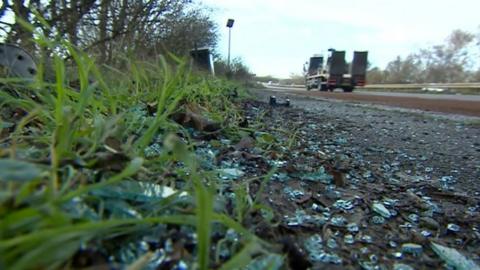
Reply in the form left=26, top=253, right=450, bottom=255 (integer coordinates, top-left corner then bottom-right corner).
left=244, top=88, right=480, bottom=269
left=264, top=86, right=480, bottom=117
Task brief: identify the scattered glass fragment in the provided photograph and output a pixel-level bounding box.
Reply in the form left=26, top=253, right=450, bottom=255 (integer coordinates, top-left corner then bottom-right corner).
left=333, top=199, right=354, bottom=211
left=372, top=202, right=391, bottom=218
left=383, top=198, right=398, bottom=206
left=312, top=203, right=322, bottom=212
left=360, top=261, right=380, bottom=270
left=447, top=223, right=461, bottom=233
left=305, top=234, right=342, bottom=264
left=407, top=213, right=419, bottom=223
left=226, top=228, right=239, bottom=242
left=299, top=166, right=333, bottom=183
left=401, top=243, right=423, bottom=256
left=335, top=137, right=347, bottom=145
left=327, top=238, right=338, bottom=249
left=361, top=235, right=373, bottom=243
left=399, top=222, right=413, bottom=229
left=218, top=168, right=245, bottom=180
left=164, top=238, right=173, bottom=253
left=344, top=234, right=355, bottom=244
left=244, top=254, right=284, bottom=270
left=431, top=242, right=480, bottom=270
left=394, top=263, right=414, bottom=270
left=283, top=187, right=305, bottom=200
left=285, top=210, right=327, bottom=227
left=439, top=175, right=456, bottom=189
left=347, top=223, right=360, bottom=233
left=389, top=209, right=398, bottom=217
left=393, top=252, right=403, bottom=259
left=421, top=230, right=432, bottom=237
left=371, top=215, right=385, bottom=225
left=176, top=260, right=188, bottom=270
left=310, top=252, right=343, bottom=264
left=331, top=216, right=348, bottom=227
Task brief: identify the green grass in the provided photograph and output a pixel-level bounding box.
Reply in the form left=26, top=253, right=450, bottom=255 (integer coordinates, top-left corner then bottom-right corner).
left=0, top=28, right=281, bottom=269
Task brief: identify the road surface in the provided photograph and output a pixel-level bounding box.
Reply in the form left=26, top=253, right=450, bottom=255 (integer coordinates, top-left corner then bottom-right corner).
left=263, top=85, right=480, bottom=117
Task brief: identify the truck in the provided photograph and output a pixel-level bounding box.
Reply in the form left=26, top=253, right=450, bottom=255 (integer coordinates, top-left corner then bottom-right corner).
left=305, top=49, right=368, bottom=92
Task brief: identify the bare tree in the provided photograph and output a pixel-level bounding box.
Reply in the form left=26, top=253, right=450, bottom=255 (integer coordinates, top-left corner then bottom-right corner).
left=1, top=0, right=219, bottom=65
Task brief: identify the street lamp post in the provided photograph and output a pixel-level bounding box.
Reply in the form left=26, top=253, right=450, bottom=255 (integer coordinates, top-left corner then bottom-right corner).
left=226, top=19, right=235, bottom=74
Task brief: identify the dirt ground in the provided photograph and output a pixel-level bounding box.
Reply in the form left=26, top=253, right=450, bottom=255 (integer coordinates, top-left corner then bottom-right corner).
left=239, top=89, right=480, bottom=269
left=265, top=88, right=480, bottom=117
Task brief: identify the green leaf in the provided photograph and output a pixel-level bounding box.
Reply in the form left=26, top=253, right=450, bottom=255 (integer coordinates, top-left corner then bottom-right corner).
left=59, top=157, right=143, bottom=202
left=220, top=241, right=263, bottom=270
left=0, top=159, right=42, bottom=182
left=256, top=132, right=276, bottom=144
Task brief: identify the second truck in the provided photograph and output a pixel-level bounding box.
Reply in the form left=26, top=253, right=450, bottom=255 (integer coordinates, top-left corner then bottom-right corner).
left=305, top=49, right=368, bottom=92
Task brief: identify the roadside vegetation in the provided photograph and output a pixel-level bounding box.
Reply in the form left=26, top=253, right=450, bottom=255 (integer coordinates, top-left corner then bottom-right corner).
left=0, top=1, right=280, bottom=269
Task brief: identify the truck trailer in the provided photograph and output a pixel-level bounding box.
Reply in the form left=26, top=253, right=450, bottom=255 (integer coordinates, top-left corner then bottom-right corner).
left=305, top=50, right=368, bottom=92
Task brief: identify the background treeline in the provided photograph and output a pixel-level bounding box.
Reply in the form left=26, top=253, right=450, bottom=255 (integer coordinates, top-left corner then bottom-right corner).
left=1, top=1, right=216, bottom=61
left=0, top=0, right=252, bottom=78
left=257, top=28, right=480, bottom=85
left=367, top=29, right=480, bottom=84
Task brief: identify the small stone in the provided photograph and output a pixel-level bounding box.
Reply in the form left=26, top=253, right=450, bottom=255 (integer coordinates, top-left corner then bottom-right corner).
left=401, top=243, right=423, bottom=256
left=421, top=209, right=434, bottom=218
left=420, top=216, right=440, bottom=230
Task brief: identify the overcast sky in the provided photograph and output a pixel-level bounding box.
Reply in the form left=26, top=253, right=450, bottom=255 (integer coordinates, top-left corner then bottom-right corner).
left=201, top=0, right=480, bottom=78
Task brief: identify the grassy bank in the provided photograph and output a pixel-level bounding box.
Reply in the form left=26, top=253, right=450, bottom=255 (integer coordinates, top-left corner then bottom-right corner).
left=0, top=36, right=280, bottom=269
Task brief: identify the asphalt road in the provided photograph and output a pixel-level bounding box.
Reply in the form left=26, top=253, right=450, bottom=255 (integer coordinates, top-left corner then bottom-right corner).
left=266, top=85, right=480, bottom=101
left=262, top=86, right=480, bottom=117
